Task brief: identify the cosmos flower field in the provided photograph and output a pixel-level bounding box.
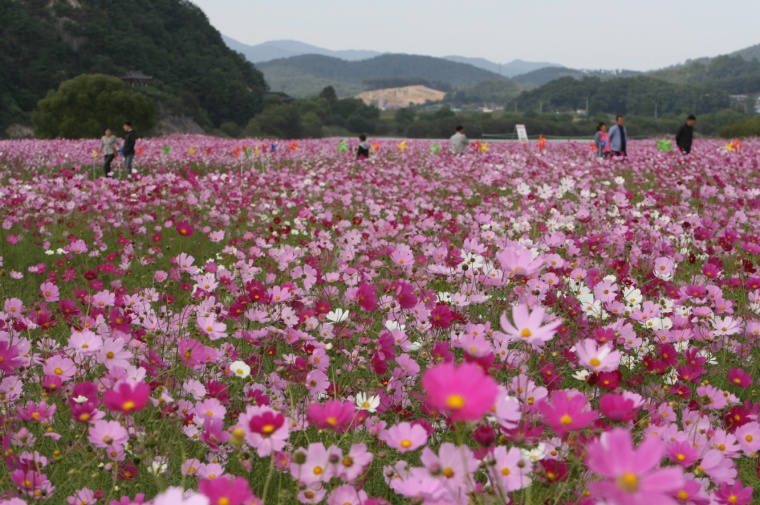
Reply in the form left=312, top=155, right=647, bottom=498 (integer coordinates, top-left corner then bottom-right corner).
left=1, top=135, right=760, bottom=505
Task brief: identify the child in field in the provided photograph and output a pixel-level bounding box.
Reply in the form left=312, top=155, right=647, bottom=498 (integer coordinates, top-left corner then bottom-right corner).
left=594, top=122, right=610, bottom=159
left=356, top=134, right=371, bottom=159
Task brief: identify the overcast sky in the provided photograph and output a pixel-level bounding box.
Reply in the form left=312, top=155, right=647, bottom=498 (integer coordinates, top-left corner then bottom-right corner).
left=190, top=0, right=760, bottom=71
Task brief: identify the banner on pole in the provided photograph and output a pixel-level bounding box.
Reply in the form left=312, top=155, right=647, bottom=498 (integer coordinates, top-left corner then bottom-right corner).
left=515, top=124, right=529, bottom=144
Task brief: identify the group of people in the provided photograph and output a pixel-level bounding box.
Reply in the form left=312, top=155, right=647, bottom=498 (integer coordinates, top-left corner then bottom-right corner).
left=595, top=114, right=696, bottom=158
left=99, top=122, right=136, bottom=177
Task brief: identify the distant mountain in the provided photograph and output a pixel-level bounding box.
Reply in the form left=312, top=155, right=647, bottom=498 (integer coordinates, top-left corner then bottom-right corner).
left=443, top=56, right=562, bottom=77
left=258, top=54, right=510, bottom=98
left=513, top=67, right=640, bottom=88
left=225, top=37, right=562, bottom=78
left=646, top=54, right=760, bottom=95
left=732, top=44, right=760, bottom=62
left=223, top=37, right=382, bottom=63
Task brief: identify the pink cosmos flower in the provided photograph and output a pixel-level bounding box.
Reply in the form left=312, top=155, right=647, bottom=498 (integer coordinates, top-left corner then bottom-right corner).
left=326, top=485, right=368, bottom=505
left=103, top=382, right=151, bottom=414
left=653, top=257, right=675, bottom=280
left=488, top=446, right=533, bottom=492
left=537, top=391, right=598, bottom=435
left=496, top=246, right=543, bottom=277
left=290, top=442, right=337, bottom=485
left=87, top=420, right=129, bottom=449
left=307, top=400, right=356, bottom=433
left=499, top=304, right=562, bottom=349
left=574, top=339, right=621, bottom=372
left=715, top=481, right=754, bottom=505
left=586, top=428, right=684, bottom=505
left=0, top=341, right=23, bottom=374
left=198, top=476, right=255, bottom=505
left=381, top=422, right=428, bottom=453
left=421, top=361, right=498, bottom=422
left=235, top=405, right=289, bottom=457
left=593, top=279, right=618, bottom=303
left=39, top=281, right=60, bottom=303
left=197, top=315, right=227, bottom=340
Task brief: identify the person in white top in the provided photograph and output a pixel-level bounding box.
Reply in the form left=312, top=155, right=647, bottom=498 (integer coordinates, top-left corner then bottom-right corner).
left=449, top=125, right=469, bottom=155
left=99, top=127, right=120, bottom=177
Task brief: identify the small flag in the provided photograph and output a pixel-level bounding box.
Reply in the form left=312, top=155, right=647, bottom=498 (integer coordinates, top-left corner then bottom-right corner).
left=162, top=146, right=171, bottom=156
left=397, top=140, right=408, bottom=152
left=338, top=140, right=349, bottom=153
left=429, top=143, right=440, bottom=154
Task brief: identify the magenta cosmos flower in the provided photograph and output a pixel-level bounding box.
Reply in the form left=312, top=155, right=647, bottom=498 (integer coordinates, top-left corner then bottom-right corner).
left=500, top=304, right=561, bottom=349
left=306, top=400, right=356, bottom=433
left=421, top=361, right=498, bottom=422
left=586, top=428, right=684, bottom=505
left=103, top=382, right=151, bottom=414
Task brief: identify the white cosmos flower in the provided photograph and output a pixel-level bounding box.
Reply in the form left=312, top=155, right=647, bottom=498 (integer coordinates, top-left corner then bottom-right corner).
left=572, top=369, right=590, bottom=381
left=355, top=392, right=380, bottom=413
left=326, top=308, right=349, bottom=323
left=230, top=361, right=251, bottom=379
left=521, top=443, right=547, bottom=462
left=384, top=320, right=406, bottom=332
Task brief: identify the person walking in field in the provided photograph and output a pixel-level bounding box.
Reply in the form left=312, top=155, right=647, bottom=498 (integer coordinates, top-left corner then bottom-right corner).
left=608, top=115, right=628, bottom=158
left=676, top=115, right=696, bottom=154
left=594, top=122, right=610, bottom=159
left=122, top=121, right=137, bottom=175
left=449, top=125, right=469, bottom=155
left=100, top=127, right=120, bottom=177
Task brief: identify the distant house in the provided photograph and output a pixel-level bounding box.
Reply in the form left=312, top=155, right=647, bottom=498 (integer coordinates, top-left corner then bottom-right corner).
left=121, top=71, right=152, bottom=88
left=265, top=91, right=295, bottom=104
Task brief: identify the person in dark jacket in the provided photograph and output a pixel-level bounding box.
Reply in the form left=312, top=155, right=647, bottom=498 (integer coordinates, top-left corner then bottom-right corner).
left=122, top=122, right=137, bottom=174
left=676, top=115, right=696, bottom=154
left=356, top=134, right=370, bottom=159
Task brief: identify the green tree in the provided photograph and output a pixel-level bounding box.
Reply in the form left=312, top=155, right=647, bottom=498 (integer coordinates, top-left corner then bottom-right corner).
left=33, top=74, right=156, bottom=139
left=319, top=86, right=338, bottom=105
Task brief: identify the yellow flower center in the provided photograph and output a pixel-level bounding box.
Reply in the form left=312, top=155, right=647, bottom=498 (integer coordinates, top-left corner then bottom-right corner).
left=326, top=416, right=338, bottom=426
left=122, top=401, right=136, bottom=411
left=401, top=439, right=412, bottom=448
left=500, top=467, right=511, bottom=476
left=677, top=490, right=689, bottom=500
left=520, top=328, right=532, bottom=338
left=219, top=498, right=230, bottom=505
left=262, top=424, right=275, bottom=433
left=617, top=472, right=639, bottom=493
left=589, top=358, right=601, bottom=367
left=559, top=414, right=572, bottom=425
left=446, top=394, right=465, bottom=409
left=443, top=467, right=454, bottom=478
left=313, top=466, right=323, bottom=475
left=676, top=453, right=685, bottom=461
left=54, top=367, right=63, bottom=375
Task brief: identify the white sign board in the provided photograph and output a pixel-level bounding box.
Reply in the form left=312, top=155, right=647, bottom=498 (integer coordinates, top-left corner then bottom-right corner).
left=515, top=124, right=529, bottom=143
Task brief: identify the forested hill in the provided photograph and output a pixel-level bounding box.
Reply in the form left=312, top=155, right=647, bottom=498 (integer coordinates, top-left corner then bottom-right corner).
left=258, top=54, right=509, bottom=98
left=0, top=0, right=267, bottom=134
